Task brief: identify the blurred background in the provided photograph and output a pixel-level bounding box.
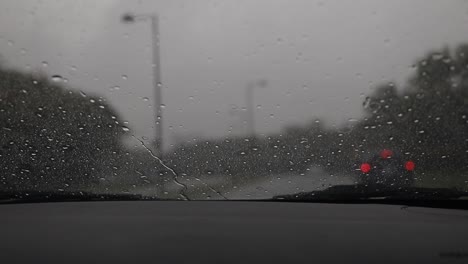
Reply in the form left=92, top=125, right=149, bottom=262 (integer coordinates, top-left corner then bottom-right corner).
left=1, top=0, right=468, bottom=199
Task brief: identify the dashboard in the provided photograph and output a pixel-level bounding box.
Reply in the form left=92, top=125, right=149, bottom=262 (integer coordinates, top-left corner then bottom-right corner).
left=1, top=201, right=468, bottom=264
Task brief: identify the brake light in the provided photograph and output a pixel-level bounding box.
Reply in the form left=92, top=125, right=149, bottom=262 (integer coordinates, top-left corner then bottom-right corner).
left=360, top=163, right=371, bottom=173
left=380, top=149, right=393, bottom=159
left=405, top=161, right=415, bottom=171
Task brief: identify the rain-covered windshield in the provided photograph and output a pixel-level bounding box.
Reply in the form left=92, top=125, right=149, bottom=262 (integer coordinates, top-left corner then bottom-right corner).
left=1, top=0, right=468, bottom=201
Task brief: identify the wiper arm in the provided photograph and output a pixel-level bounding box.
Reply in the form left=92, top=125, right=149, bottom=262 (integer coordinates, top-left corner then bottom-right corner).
left=0, top=190, right=159, bottom=204
left=272, top=185, right=468, bottom=209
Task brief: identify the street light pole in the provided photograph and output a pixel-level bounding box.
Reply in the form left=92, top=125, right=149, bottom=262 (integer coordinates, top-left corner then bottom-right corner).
left=150, top=15, right=163, bottom=159
left=245, top=82, right=255, bottom=137
left=245, top=80, right=267, bottom=137
left=121, top=13, right=163, bottom=159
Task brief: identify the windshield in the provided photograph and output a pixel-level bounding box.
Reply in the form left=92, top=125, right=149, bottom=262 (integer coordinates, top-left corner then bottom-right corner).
left=1, top=0, right=468, bottom=201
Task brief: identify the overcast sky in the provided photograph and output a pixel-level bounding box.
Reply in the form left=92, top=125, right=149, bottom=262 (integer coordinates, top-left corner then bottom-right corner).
left=1, top=0, right=468, bottom=147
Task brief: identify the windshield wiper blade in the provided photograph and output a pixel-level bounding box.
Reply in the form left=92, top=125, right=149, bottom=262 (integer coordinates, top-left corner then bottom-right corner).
left=0, top=190, right=160, bottom=204
left=272, top=185, right=468, bottom=209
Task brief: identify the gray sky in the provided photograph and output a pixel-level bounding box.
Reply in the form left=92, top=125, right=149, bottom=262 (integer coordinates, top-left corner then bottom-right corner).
left=1, top=0, right=468, bottom=147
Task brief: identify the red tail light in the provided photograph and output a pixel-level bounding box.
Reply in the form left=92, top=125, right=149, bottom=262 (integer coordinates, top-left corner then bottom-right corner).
left=405, top=161, right=415, bottom=171
left=380, top=149, right=393, bottom=159
left=360, top=163, right=371, bottom=173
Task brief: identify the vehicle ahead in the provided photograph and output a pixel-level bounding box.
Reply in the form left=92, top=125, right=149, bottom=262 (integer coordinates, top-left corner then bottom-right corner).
left=357, top=149, right=415, bottom=191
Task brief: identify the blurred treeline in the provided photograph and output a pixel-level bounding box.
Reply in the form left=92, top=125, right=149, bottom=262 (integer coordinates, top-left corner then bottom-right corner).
left=166, top=44, right=468, bottom=180
left=1, top=44, right=467, bottom=193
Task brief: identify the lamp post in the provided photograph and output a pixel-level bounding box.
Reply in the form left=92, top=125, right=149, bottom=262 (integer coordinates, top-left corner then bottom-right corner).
left=245, top=79, right=267, bottom=137
left=121, top=12, right=164, bottom=159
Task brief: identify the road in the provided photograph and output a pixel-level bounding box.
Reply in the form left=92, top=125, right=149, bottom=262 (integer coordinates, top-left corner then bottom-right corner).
left=134, top=167, right=356, bottom=200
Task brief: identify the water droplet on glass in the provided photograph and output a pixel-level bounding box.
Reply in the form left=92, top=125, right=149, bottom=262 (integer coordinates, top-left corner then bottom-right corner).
left=122, top=126, right=130, bottom=132
left=363, top=97, right=371, bottom=108
left=431, top=53, right=444, bottom=61
left=51, top=75, right=63, bottom=82
left=121, top=75, right=128, bottom=80
left=42, top=61, right=48, bottom=67
left=142, top=97, right=150, bottom=102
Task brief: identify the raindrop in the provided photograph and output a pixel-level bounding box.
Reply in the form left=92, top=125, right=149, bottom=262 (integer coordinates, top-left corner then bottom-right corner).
left=160, top=104, right=166, bottom=109
left=363, top=97, right=371, bottom=108
left=122, top=126, right=130, bottom=132
left=121, top=75, right=128, bottom=80
left=79, top=91, right=87, bottom=97
left=42, top=61, right=48, bottom=67
left=51, top=75, right=63, bottom=82
left=431, top=53, right=444, bottom=61
left=142, top=97, right=150, bottom=102
left=89, top=99, right=96, bottom=103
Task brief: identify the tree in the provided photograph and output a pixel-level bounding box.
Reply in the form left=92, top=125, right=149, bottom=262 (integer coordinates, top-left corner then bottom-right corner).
left=355, top=44, right=468, bottom=171
left=0, top=66, right=126, bottom=192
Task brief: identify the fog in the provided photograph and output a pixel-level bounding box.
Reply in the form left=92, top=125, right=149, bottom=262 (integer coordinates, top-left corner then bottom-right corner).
left=1, top=0, right=468, bottom=147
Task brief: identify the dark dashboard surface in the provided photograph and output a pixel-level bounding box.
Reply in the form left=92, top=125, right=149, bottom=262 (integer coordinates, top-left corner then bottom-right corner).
left=1, top=201, right=468, bottom=264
